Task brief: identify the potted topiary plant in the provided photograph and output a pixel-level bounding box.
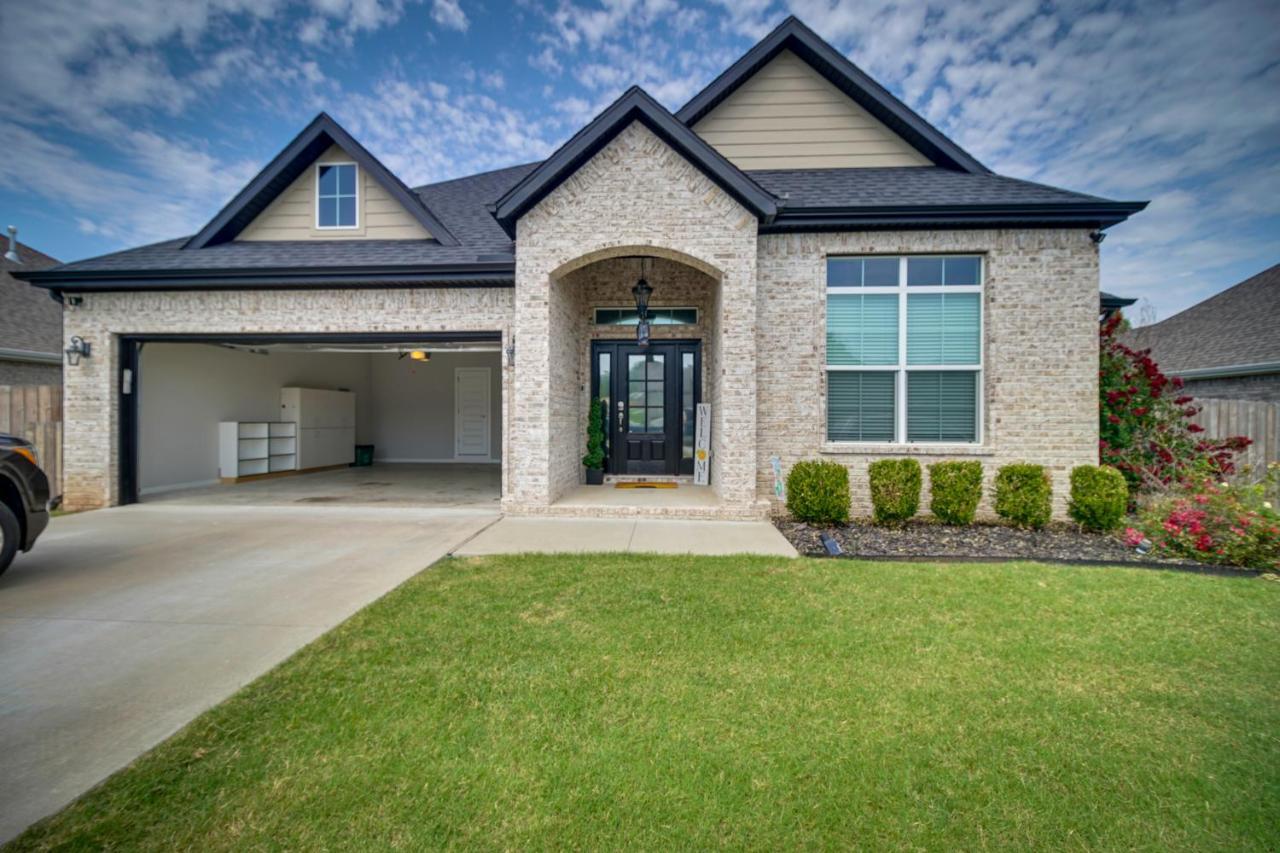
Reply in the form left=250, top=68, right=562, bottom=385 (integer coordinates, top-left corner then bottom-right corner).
left=582, top=397, right=606, bottom=485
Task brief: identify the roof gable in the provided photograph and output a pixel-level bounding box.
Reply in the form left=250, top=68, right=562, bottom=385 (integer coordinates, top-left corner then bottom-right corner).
left=491, top=87, right=778, bottom=237
left=693, top=50, right=933, bottom=170
left=237, top=143, right=433, bottom=241
left=186, top=113, right=458, bottom=249
left=677, top=16, right=988, bottom=174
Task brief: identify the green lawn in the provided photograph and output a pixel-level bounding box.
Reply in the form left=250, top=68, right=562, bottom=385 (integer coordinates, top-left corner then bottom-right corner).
left=10, top=556, right=1279, bottom=851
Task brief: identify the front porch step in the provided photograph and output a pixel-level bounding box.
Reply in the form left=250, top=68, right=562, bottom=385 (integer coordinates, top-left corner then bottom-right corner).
left=603, top=475, right=693, bottom=485
left=507, top=501, right=770, bottom=521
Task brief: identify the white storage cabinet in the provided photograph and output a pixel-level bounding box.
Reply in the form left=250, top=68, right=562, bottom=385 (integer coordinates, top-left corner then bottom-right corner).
left=280, top=387, right=356, bottom=471
left=219, top=421, right=297, bottom=481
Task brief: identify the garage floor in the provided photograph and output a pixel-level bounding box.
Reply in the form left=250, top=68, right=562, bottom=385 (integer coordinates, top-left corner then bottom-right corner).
left=145, top=462, right=500, bottom=508
left=0, top=502, right=499, bottom=842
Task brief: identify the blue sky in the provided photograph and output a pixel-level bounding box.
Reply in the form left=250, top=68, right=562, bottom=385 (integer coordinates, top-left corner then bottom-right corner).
left=1, top=0, right=1276, bottom=324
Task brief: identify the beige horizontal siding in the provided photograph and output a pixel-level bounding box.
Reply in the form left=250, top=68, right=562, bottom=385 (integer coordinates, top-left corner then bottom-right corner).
left=239, top=144, right=431, bottom=241
left=693, top=50, right=931, bottom=170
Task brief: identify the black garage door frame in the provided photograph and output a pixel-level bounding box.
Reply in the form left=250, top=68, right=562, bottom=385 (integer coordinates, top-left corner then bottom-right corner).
left=118, top=331, right=503, bottom=506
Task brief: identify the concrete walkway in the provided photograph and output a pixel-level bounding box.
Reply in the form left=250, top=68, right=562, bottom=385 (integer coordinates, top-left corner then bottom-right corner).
left=0, top=503, right=497, bottom=843
left=453, top=517, right=798, bottom=557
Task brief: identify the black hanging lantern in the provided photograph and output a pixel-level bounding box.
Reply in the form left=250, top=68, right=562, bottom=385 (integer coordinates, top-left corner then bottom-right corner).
left=632, top=258, right=653, bottom=346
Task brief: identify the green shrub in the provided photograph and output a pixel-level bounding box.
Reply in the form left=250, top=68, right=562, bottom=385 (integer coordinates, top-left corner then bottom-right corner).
left=786, top=460, right=850, bottom=524
left=1069, top=465, right=1128, bottom=531
left=928, top=461, right=984, bottom=525
left=581, top=398, right=605, bottom=470
left=868, top=459, right=922, bottom=525
left=994, top=464, right=1052, bottom=529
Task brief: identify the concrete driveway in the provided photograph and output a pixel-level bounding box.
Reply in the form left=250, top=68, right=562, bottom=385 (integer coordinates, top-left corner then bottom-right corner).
left=0, top=503, right=497, bottom=842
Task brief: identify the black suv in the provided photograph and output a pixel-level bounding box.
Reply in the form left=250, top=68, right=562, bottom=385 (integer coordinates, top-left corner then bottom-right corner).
left=0, top=433, right=53, bottom=576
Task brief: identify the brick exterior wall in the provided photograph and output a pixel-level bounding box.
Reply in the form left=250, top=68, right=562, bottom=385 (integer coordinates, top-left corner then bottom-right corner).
left=59, top=287, right=512, bottom=510
left=756, top=229, right=1100, bottom=519
left=58, top=131, right=1102, bottom=523
left=564, top=257, right=718, bottom=465
left=508, top=121, right=761, bottom=513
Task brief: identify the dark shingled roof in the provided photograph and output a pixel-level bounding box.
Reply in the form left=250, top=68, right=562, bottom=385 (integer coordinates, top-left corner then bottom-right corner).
left=50, top=237, right=495, bottom=273
left=1, top=240, right=61, bottom=355
left=35, top=163, right=538, bottom=279
left=414, top=162, right=537, bottom=252
left=1121, top=263, right=1280, bottom=373
left=38, top=161, right=1135, bottom=279
left=749, top=167, right=1111, bottom=208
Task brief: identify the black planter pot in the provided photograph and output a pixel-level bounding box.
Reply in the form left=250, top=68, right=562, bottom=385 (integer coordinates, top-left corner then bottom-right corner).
left=585, top=467, right=604, bottom=485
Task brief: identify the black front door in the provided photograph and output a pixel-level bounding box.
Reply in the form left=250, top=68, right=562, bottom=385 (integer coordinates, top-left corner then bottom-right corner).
left=591, top=340, right=700, bottom=476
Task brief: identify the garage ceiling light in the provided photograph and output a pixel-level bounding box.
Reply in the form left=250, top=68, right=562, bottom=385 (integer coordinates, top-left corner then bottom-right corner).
left=410, top=350, right=430, bottom=361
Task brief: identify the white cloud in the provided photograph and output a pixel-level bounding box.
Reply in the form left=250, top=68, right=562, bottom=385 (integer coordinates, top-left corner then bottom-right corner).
left=338, top=76, right=557, bottom=185
left=298, top=17, right=329, bottom=44
left=0, top=121, right=258, bottom=244
left=431, top=0, right=469, bottom=31
left=772, top=0, right=1280, bottom=322
left=1, top=0, right=1275, bottom=324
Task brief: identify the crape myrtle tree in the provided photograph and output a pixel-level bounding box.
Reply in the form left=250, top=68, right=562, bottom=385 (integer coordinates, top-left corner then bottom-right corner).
left=1098, top=313, right=1249, bottom=494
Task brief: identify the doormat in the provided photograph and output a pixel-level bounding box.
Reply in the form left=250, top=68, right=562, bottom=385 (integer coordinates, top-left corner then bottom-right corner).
left=614, top=482, right=677, bottom=489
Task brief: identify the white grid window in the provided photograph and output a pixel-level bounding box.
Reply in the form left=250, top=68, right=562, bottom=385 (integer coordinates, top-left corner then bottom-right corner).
left=825, top=255, right=983, bottom=444
left=316, top=163, right=358, bottom=229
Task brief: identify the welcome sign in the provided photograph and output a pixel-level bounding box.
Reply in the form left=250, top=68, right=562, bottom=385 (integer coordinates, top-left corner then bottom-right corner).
left=694, top=403, right=710, bottom=486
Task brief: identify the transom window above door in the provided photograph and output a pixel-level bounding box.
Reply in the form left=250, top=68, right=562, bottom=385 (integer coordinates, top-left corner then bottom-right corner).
left=825, top=255, right=983, bottom=444
left=594, top=307, right=698, bottom=326
left=316, top=163, right=358, bottom=229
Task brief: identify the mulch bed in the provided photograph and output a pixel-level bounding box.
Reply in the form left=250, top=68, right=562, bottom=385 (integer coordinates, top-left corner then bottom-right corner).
left=775, top=518, right=1259, bottom=575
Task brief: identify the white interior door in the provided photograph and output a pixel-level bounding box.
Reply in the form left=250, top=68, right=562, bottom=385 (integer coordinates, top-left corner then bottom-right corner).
left=454, top=367, right=491, bottom=459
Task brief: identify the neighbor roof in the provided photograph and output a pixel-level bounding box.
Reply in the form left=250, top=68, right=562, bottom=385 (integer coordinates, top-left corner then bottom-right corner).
left=678, top=16, right=989, bottom=174
left=1, top=240, right=62, bottom=357
left=1121, top=263, right=1280, bottom=374
left=491, top=87, right=778, bottom=237
left=185, top=112, right=459, bottom=249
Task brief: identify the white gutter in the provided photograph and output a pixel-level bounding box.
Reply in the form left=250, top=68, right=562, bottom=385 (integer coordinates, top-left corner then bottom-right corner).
left=1172, top=360, right=1280, bottom=380
left=0, top=346, right=61, bottom=365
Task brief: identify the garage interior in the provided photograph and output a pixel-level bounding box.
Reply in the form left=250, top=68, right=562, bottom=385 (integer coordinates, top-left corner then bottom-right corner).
left=133, top=338, right=502, bottom=508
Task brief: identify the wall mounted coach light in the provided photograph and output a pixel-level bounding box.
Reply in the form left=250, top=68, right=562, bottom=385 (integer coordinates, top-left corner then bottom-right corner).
left=64, top=336, right=91, bottom=366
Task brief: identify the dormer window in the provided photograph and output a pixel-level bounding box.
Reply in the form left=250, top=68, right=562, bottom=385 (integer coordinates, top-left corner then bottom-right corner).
left=316, top=163, right=358, bottom=229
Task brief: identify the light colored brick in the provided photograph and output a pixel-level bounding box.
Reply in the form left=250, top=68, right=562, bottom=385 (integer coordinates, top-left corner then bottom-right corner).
left=59, top=125, right=1102, bottom=524
left=756, top=230, right=1100, bottom=519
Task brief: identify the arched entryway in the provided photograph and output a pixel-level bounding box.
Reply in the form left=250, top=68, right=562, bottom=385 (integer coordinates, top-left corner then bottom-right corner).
left=553, top=250, right=721, bottom=484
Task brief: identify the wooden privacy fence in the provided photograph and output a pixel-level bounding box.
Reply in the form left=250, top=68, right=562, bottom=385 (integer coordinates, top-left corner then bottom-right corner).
left=0, top=385, right=62, bottom=495
left=1191, top=397, right=1279, bottom=493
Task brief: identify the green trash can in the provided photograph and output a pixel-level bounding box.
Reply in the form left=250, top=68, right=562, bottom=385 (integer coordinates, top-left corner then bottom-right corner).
left=353, top=444, right=374, bottom=467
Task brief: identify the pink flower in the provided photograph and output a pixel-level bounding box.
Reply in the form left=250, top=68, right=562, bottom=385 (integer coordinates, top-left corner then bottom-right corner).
left=1123, top=528, right=1145, bottom=547
left=1195, top=534, right=1213, bottom=552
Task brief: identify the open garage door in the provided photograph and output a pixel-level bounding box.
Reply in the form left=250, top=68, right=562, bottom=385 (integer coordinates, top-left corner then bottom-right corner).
left=119, top=332, right=503, bottom=507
